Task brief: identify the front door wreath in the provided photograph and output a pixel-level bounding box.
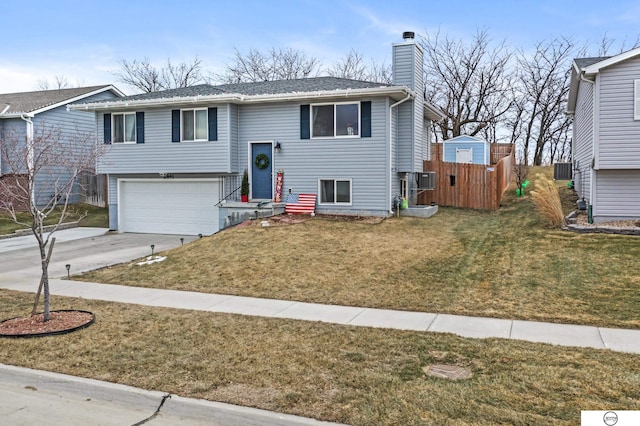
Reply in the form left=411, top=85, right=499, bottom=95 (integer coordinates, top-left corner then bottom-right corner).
left=254, top=153, right=270, bottom=170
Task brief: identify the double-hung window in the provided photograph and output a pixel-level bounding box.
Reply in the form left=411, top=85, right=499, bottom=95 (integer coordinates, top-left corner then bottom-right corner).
left=319, top=179, right=352, bottom=205
left=635, top=79, right=640, bottom=120
left=112, top=113, right=136, bottom=143
left=312, top=103, right=360, bottom=138
left=181, top=108, right=208, bottom=141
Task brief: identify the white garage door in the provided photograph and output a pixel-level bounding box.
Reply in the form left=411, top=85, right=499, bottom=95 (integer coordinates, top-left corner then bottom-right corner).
left=119, top=179, right=219, bottom=235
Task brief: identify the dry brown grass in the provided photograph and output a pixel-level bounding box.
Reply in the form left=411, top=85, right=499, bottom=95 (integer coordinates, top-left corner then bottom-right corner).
left=1, top=289, right=638, bottom=425
left=530, top=173, right=566, bottom=227
left=77, top=175, right=640, bottom=330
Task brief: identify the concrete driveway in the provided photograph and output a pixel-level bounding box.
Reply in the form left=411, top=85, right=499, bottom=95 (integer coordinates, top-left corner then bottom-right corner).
left=0, top=228, right=198, bottom=282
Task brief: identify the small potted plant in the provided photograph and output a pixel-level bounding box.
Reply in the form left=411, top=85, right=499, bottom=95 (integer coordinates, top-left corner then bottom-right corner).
left=241, top=169, right=249, bottom=202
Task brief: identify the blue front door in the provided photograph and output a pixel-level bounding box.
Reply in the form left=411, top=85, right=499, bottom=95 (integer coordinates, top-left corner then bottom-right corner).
left=251, top=143, right=272, bottom=199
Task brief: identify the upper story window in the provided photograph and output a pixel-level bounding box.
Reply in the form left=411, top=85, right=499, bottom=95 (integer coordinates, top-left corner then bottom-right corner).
left=103, top=112, right=144, bottom=144
left=181, top=108, right=208, bottom=141
left=113, top=113, right=136, bottom=143
left=312, top=103, right=360, bottom=138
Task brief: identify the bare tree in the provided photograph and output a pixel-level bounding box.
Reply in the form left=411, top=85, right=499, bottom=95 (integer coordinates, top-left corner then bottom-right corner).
left=113, top=57, right=204, bottom=93
left=594, top=33, right=640, bottom=56
left=510, top=38, right=574, bottom=165
left=327, top=49, right=392, bottom=83
left=0, top=124, right=105, bottom=321
left=420, top=29, right=514, bottom=141
left=214, top=47, right=321, bottom=83
left=36, top=75, right=70, bottom=91
left=513, top=159, right=529, bottom=196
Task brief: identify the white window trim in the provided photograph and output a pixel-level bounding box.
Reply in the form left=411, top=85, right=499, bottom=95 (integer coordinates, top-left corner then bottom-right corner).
left=112, top=112, right=136, bottom=144
left=634, top=79, right=640, bottom=120
left=318, top=178, right=353, bottom=205
left=311, top=102, right=361, bottom=139
left=180, top=108, right=208, bottom=142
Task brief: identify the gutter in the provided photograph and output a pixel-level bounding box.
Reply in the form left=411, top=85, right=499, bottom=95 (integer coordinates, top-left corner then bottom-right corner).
left=388, top=93, right=412, bottom=214
left=578, top=70, right=596, bottom=221
left=68, top=86, right=416, bottom=111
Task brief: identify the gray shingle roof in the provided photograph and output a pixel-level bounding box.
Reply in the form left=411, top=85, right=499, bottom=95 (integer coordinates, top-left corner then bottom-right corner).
left=100, top=77, right=392, bottom=103
left=574, top=56, right=610, bottom=69
left=0, top=85, right=113, bottom=115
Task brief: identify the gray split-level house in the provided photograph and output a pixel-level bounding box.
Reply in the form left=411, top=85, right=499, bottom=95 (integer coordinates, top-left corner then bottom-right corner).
left=567, top=46, right=640, bottom=223
left=71, top=33, right=444, bottom=236
left=0, top=85, right=123, bottom=206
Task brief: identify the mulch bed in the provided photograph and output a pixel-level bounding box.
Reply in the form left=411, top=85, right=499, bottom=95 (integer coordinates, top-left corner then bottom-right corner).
left=0, top=310, right=95, bottom=337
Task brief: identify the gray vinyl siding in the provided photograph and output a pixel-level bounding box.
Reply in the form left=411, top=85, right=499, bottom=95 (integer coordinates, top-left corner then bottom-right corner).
left=97, top=105, right=231, bottom=174
left=412, top=47, right=425, bottom=172
left=26, top=91, right=116, bottom=205
left=597, top=56, right=640, bottom=168
left=0, top=118, right=27, bottom=175
left=593, top=169, right=640, bottom=221
left=228, top=104, right=239, bottom=173
left=237, top=97, right=390, bottom=214
left=573, top=79, right=594, bottom=202
left=392, top=41, right=425, bottom=173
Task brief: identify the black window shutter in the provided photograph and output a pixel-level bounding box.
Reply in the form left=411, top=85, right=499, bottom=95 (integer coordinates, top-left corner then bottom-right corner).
left=208, top=107, right=218, bottom=141
left=136, top=112, right=145, bottom=143
left=300, top=104, right=310, bottom=139
left=171, top=110, right=180, bottom=142
left=361, top=101, right=372, bottom=138
left=103, top=113, right=111, bottom=144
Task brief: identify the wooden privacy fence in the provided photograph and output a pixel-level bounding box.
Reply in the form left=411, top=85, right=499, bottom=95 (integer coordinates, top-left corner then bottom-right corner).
left=80, top=173, right=107, bottom=207
left=419, top=144, right=514, bottom=210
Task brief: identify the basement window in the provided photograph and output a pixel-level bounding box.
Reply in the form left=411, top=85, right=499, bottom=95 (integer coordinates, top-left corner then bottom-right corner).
left=319, top=179, right=352, bottom=205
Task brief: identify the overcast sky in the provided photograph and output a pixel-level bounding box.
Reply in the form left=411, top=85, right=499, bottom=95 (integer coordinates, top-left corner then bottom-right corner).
left=2, top=0, right=639, bottom=94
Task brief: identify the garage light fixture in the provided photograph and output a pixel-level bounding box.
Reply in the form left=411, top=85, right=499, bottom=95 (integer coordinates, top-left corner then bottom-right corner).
left=274, top=142, right=282, bottom=154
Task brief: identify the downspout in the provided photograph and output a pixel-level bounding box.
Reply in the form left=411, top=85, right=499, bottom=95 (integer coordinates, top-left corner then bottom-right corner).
left=20, top=113, right=35, bottom=207
left=579, top=71, right=596, bottom=223
left=389, top=93, right=412, bottom=214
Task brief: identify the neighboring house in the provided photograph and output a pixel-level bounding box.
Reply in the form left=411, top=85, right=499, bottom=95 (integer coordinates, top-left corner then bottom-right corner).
left=0, top=85, right=123, bottom=206
left=567, top=47, right=640, bottom=223
left=70, top=33, right=444, bottom=236
left=442, top=135, right=490, bottom=165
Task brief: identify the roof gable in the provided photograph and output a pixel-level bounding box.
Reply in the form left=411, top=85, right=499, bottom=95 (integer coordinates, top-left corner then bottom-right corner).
left=444, top=135, right=488, bottom=144
left=0, top=85, right=124, bottom=116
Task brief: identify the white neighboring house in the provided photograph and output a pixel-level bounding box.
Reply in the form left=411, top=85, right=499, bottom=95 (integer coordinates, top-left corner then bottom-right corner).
left=567, top=47, right=640, bottom=223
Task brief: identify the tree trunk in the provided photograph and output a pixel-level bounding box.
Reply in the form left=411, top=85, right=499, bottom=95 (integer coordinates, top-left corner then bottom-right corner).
left=38, top=243, right=51, bottom=321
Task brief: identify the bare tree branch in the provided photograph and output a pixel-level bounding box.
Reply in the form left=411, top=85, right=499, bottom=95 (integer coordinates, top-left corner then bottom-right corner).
left=0, top=124, right=107, bottom=320
left=420, top=29, right=514, bottom=141
left=113, top=57, right=204, bottom=93
left=326, top=49, right=392, bottom=83
left=213, top=47, right=321, bottom=83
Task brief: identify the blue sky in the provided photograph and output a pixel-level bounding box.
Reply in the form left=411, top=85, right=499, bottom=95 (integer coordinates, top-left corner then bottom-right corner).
left=1, top=0, right=639, bottom=94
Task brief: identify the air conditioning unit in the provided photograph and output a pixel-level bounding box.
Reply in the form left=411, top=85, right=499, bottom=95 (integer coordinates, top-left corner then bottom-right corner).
left=419, top=172, right=436, bottom=190
left=554, top=163, right=572, bottom=180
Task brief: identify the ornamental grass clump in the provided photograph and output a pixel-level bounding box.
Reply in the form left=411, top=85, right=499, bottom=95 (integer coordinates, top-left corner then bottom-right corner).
left=530, top=173, right=565, bottom=227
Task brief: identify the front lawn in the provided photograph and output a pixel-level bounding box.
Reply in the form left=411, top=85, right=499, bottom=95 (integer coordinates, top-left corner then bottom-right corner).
left=1, top=290, right=638, bottom=425
left=76, top=169, right=640, bottom=329
left=0, top=204, right=108, bottom=235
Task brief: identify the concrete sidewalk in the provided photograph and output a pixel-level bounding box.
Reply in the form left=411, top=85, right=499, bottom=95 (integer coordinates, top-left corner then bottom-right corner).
left=3, top=278, right=640, bottom=354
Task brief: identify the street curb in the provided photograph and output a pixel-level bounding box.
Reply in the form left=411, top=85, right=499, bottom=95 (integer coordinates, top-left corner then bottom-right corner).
left=0, top=222, right=79, bottom=240
left=0, top=363, right=345, bottom=425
